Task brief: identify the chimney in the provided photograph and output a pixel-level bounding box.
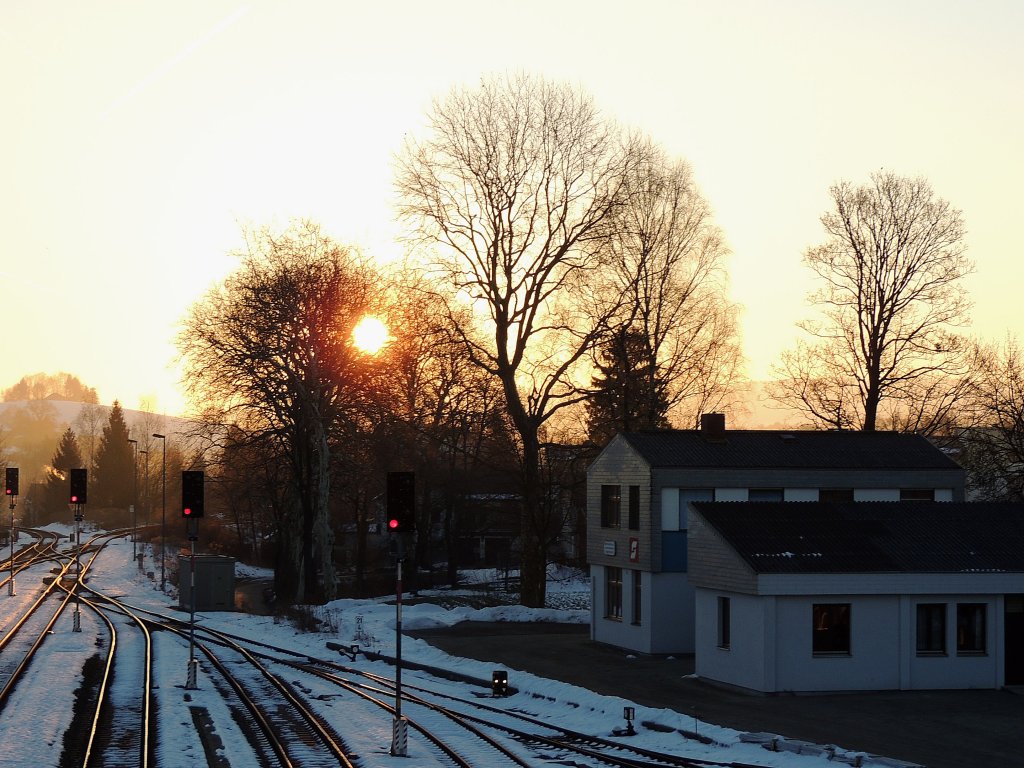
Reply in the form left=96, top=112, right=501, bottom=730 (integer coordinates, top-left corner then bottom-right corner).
left=700, top=413, right=726, bottom=439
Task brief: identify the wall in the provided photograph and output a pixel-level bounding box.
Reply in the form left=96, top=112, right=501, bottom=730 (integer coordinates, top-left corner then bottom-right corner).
left=695, top=589, right=771, bottom=690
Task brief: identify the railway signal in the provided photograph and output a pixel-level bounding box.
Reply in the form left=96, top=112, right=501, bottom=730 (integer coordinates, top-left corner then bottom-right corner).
left=181, top=470, right=204, bottom=517
left=5, top=467, right=18, bottom=497
left=69, top=468, right=88, bottom=505
left=386, top=471, right=414, bottom=533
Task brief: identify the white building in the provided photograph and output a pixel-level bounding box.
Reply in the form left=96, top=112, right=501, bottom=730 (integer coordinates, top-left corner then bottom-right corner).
left=689, top=501, right=1024, bottom=692
left=586, top=414, right=965, bottom=655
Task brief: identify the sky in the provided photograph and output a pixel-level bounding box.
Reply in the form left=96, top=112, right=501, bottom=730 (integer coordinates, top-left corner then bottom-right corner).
left=1, top=528, right=882, bottom=767
left=2, top=1, right=1022, bottom=416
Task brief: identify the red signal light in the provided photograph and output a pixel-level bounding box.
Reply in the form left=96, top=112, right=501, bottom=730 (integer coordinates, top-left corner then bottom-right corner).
left=388, top=518, right=399, bottom=530
left=184, top=508, right=192, bottom=516
left=71, top=495, right=79, bottom=503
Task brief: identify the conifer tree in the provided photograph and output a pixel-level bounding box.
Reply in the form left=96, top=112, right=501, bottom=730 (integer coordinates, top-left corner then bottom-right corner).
left=92, top=401, right=133, bottom=508
left=586, top=328, right=671, bottom=446
left=43, top=427, right=84, bottom=520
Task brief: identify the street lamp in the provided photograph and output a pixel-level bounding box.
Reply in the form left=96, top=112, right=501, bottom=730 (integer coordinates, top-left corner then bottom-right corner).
left=128, top=438, right=137, bottom=560
left=152, top=433, right=166, bottom=591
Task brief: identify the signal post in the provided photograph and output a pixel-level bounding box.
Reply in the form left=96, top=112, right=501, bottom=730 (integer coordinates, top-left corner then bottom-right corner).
left=182, top=470, right=204, bottom=690
left=5, top=468, right=18, bottom=596
left=69, top=468, right=88, bottom=631
left=386, top=471, right=414, bottom=757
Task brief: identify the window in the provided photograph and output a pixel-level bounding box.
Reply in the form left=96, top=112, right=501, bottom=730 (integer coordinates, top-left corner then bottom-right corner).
left=812, top=603, right=851, bottom=655
left=601, top=485, right=621, bottom=528
left=631, top=570, right=642, bottom=625
left=678, top=488, right=714, bottom=528
left=717, top=596, right=731, bottom=649
left=819, top=488, right=854, bottom=502
left=605, top=566, right=623, bottom=620
left=900, top=488, right=935, bottom=501
left=916, top=603, right=946, bottom=655
left=627, top=485, right=640, bottom=530
left=749, top=488, right=784, bottom=502
left=956, top=603, right=986, bottom=654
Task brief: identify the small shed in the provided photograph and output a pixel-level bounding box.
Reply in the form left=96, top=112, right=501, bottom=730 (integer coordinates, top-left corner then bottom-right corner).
left=178, top=554, right=236, bottom=611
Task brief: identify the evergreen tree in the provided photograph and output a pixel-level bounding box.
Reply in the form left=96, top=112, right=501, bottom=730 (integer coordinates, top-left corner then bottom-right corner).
left=42, top=427, right=84, bottom=521
left=586, top=328, right=671, bottom=446
left=92, top=401, right=133, bottom=508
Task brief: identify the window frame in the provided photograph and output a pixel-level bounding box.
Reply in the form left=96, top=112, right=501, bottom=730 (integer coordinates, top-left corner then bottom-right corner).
left=956, top=603, right=987, bottom=655
left=605, top=566, right=623, bottom=621
left=748, top=488, right=784, bottom=502
left=916, top=603, right=947, bottom=656
left=717, top=596, right=731, bottom=649
left=900, top=488, right=935, bottom=501
left=631, top=569, right=642, bottom=625
left=812, top=603, right=851, bottom=656
left=627, top=485, right=640, bottom=530
left=819, top=488, right=854, bottom=502
left=601, top=485, right=621, bottom=529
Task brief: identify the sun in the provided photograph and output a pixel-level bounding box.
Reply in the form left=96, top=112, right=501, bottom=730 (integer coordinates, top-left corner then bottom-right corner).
left=352, top=316, right=389, bottom=355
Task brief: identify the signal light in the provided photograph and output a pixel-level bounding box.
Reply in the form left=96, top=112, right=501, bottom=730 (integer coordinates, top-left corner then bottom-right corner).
left=4, top=468, right=17, bottom=497
left=492, top=669, right=509, bottom=697
left=69, top=468, right=87, bottom=504
left=182, top=470, right=204, bottom=518
left=386, top=471, right=414, bottom=533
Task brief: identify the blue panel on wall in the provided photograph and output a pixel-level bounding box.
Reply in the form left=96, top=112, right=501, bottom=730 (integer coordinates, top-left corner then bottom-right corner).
left=662, top=531, right=688, bottom=572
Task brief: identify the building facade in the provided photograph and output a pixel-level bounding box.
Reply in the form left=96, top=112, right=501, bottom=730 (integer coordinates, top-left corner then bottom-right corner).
left=689, top=502, right=1024, bottom=692
left=586, top=414, right=965, bottom=654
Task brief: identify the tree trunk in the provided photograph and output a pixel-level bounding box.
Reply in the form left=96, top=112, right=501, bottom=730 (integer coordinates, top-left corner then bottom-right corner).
left=517, top=426, right=547, bottom=608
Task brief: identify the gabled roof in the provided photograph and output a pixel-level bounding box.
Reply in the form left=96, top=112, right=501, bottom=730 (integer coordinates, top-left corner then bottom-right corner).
left=692, top=501, right=1024, bottom=574
left=617, top=429, right=961, bottom=471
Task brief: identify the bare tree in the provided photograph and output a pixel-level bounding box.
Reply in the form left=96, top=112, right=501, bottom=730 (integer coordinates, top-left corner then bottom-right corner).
left=396, top=74, right=646, bottom=606
left=595, top=153, right=742, bottom=436
left=770, top=171, right=973, bottom=432
left=180, top=221, right=385, bottom=603
left=957, top=337, right=1024, bottom=500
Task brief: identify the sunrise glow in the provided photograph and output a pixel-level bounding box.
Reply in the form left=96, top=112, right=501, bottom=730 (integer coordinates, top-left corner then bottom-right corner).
left=352, top=316, right=389, bottom=355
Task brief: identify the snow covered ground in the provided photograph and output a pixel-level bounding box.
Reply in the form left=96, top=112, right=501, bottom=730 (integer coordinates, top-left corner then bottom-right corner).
left=0, top=526, right=903, bottom=767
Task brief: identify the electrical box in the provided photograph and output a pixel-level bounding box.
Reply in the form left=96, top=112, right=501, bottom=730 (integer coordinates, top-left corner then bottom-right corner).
left=178, top=554, right=235, bottom=611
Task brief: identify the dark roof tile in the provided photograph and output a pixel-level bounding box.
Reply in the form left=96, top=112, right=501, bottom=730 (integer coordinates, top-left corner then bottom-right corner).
left=619, top=429, right=961, bottom=470
left=692, top=502, right=1024, bottom=574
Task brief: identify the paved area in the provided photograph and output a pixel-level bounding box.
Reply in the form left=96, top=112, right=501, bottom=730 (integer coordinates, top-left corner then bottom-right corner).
left=408, top=622, right=1024, bottom=768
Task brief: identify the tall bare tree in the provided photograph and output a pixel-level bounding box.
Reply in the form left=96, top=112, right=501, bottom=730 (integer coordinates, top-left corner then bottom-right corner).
left=396, top=74, right=646, bottom=606
left=180, top=221, right=385, bottom=603
left=593, top=154, right=742, bottom=439
left=770, top=171, right=973, bottom=432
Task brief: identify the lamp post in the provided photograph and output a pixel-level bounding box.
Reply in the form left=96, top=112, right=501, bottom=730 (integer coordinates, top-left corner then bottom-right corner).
left=128, top=438, right=137, bottom=560
left=152, top=433, right=166, bottom=591
left=139, top=450, right=148, bottom=572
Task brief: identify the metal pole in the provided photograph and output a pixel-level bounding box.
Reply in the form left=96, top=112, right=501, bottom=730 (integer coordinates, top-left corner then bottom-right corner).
left=186, top=517, right=198, bottom=689
left=390, top=537, right=407, bottom=756
left=153, top=434, right=166, bottom=591
left=8, top=498, right=15, bottom=596
left=128, top=438, right=137, bottom=560
left=73, top=503, right=82, bottom=632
